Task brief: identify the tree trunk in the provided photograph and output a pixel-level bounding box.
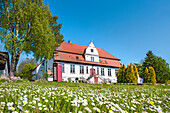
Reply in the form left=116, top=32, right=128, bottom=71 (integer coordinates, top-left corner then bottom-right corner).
left=14, top=53, right=21, bottom=72
left=10, top=53, right=15, bottom=78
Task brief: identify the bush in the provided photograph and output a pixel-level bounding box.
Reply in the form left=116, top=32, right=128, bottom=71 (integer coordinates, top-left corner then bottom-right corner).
left=0, top=78, right=10, bottom=83
left=166, top=80, right=170, bottom=85
left=68, top=78, right=71, bottom=82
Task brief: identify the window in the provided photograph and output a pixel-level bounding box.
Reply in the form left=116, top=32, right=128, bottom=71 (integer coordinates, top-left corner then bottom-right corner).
left=115, top=69, right=118, bottom=76
left=101, top=68, right=104, bottom=75
left=108, top=69, right=111, bottom=76
left=70, top=64, right=75, bottom=73
left=62, top=63, right=65, bottom=73
left=91, top=49, right=94, bottom=52
left=97, top=67, right=99, bottom=75
left=86, top=66, right=88, bottom=74
left=91, top=57, right=94, bottom=62
left=100, top=59, right=102, bottom=63
left=105, top=60, right=107, bottom=64
left=80, top=66, right=84, bottom=74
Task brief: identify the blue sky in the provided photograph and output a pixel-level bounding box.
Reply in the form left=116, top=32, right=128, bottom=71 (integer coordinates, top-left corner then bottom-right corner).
left=44, top=0, right=170, bottom=65
left=1, top=0, right=170, bottom=66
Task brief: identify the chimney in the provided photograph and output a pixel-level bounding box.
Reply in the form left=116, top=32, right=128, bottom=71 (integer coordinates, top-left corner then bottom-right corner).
left=68, top=40, right=72, bottom=43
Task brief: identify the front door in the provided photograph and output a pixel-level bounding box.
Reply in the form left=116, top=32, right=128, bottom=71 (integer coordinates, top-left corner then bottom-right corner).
left=90, top=68, right=95, bottom=77
left=94, top=77, right=98, bottom=84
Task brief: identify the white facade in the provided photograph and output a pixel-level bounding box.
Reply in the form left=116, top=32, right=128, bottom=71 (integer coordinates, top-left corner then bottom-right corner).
left=60, top=62, right=117, bottom=83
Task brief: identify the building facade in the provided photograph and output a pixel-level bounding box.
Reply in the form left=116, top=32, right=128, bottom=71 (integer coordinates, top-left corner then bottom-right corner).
left=33, top=41, right=121, bottom=83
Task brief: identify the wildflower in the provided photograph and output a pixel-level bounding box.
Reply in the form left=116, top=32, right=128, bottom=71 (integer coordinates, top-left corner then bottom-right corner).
left=23, top=100, right=28, bottom=105
left=25, top=110, right=29, bottom=113
left=149, top=101, right=154, bottom=105
left=1, top=102, right=5, bottom=106
left=45, top=99, right=48, bottom=102
left=7, top=102, right=13, bottom=107
left=164, top=89, right=168, bottom=91
left=12, top=111, right=18, bottom=113
left=38, top=103, right=42, bottom=106
left=44, top=107, right=48, bottom=110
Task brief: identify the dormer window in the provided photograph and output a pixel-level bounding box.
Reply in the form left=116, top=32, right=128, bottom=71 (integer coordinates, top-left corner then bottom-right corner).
left=76, top=56, right=79, bottom=60
left=91, top=57, right=94, bottom=61
left=91, top=49, right=94, bottom=52
left=100, top=59, right=102, bottom=63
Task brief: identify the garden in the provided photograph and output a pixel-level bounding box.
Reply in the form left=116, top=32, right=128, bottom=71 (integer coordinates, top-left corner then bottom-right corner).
left=0, top=81, right=169, bottom=113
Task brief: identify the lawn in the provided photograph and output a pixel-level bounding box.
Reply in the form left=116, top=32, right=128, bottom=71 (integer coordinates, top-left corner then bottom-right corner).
left=0, top=81, right=169, bottom=113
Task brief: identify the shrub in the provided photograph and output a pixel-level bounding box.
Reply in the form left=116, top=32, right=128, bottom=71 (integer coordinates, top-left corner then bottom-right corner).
left=166, top=80, right=170, bottom=85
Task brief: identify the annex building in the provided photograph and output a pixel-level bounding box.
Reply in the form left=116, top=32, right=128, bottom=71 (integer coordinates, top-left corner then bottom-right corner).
left=33, top=41, right=121, bottom=84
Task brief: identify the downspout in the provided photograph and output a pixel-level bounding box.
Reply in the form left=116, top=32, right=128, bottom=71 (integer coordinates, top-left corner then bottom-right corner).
left=46, top=60, right=48, bottom=73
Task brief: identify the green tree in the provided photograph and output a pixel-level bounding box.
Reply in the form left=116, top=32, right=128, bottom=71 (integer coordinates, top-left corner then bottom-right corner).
left=117, top=64, right=126, bottom=83
left=143, top=67, right=149, bottom=83
left=20, top=63, right=35, bottom=80
left=142, top=50, right=170, bottom=83
left=143, top=50, right=156, bottom=69
left=154, top=56, right=170, bottom=83
left=148, top=66, right=157, bottom=84
left=0, top=0, right=63, bottom=78
left=17, top=58, right=37, bottom=74
left=133, top=64, right=138, bottom=83
left=125, top=64, right=135, bottom=83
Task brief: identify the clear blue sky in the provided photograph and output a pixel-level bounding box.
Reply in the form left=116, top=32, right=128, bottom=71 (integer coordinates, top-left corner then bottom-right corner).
left=44, top=0, right=170, bottom=65
left=1, top=0, right=170, bottom=66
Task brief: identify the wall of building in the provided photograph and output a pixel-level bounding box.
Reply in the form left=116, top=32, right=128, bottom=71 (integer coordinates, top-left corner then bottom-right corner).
left=59, top=62, right=118, bottom=83
left=85, top=55, right=99, bottom=62
left=32, top=61, right=46, bottom=80
left=0, top=60, right=8, bottom=77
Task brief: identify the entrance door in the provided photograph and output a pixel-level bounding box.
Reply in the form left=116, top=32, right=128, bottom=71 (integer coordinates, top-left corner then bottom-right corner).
left=94, top=77, right=98, bottom=84
left=90, top=68, right=95, bottom=77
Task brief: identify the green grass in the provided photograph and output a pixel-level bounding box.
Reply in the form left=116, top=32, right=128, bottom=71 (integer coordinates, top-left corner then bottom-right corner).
left=0, top=81, right=169, bottom=113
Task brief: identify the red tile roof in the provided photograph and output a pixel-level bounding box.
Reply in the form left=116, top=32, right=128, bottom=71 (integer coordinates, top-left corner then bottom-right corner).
left=56, top=42, right=120, bottom=60
left=54, top=42, right=121, bottom=68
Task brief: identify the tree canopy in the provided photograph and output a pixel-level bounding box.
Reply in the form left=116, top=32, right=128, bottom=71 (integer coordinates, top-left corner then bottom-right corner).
left=0, top=0, right=63, bottom=77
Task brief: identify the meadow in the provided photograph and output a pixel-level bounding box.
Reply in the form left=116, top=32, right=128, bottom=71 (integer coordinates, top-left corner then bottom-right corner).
left=0, top=81, right=169, bottom=113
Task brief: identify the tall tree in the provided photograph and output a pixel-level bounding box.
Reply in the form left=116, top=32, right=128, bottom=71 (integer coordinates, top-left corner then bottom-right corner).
left=142, top=50, right=170, bottom=83
left=133, top=64, right=138, bottom=83
left=143, top=50, right=156, bottom=68
left=0, top=0, right=63, bottom=78
left=117, top=64, right=126, bottom=83
left=143, top=67, right=149, bottom=83
left=125, top=64, right=135, bottom=83
left=148, top=66, right=157, bottom=84
left=154, top=56, right=170, bottom=83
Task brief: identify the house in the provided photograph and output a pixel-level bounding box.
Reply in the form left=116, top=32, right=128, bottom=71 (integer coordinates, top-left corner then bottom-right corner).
left=33, top=40, right=121, bottom=83
left=138, top=75, right=143, bottom=83
left=32, top=59, right=46, bottom=80
left=0, top=51, right=10, bottom=77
